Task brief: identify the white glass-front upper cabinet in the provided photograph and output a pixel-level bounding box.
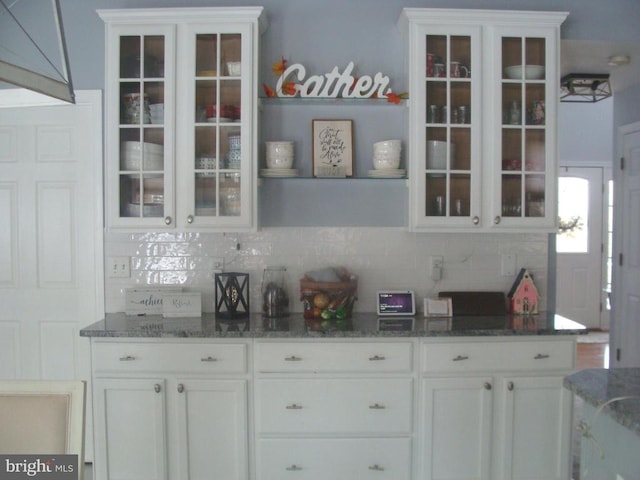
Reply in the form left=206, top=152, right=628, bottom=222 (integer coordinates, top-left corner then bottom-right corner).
left=399, top=9, right=567, bottom=232
left=100, top=8, right=266, bottom=231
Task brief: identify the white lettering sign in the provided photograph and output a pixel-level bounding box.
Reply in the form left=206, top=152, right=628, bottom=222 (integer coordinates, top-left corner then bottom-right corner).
left=275, top=62, right=392, bottom=99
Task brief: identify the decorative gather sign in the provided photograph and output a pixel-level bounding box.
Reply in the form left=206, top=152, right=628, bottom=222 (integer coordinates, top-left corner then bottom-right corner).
left=263, top=58, right=407, bottom=104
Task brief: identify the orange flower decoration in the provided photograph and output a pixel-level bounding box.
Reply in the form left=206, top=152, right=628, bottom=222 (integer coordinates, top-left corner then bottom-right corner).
left=281, top=82, right=297, bottom=96
left=263, top=84, right=276, bottom=98
left=272, top=58, right=288, bottom=76
left=386, top=92, right=408, bottom=104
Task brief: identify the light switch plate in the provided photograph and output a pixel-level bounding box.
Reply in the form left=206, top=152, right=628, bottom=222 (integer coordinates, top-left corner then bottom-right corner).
left=501, top=254, right=516, bottom=276
left=108, top=256, right=130, bottom=278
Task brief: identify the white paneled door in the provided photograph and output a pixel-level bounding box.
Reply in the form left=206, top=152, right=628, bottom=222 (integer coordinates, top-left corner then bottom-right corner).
left=0, top=90, right=103, bottom=457
left=614, top=123, right=640, bottom=367
left=556, top=167, right=606, bottom=329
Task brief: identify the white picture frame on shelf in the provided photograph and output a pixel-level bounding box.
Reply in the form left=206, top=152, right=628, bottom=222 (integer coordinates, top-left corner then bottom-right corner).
left=424, top=297, right=453, bottom=317
left=312, top=119, right=353, bottom=177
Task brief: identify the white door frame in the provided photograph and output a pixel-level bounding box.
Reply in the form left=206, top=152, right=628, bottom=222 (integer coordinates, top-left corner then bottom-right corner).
left=612, top=121, right=640, bottom=367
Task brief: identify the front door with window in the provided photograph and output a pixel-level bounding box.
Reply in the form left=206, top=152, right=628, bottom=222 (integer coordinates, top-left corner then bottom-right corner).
left=556, top=167, right=607, bottom=329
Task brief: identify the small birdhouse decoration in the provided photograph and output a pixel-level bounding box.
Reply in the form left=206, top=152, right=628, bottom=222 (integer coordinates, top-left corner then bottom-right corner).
left=507, top=268, right=540, bottom=315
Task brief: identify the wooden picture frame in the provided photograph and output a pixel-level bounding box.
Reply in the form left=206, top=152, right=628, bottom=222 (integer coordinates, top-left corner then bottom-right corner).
left=312, top=119, right=354, bottom=177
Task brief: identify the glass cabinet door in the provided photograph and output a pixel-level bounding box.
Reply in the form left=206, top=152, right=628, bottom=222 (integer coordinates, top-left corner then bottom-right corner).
left=191, top=32, right=244, bottom=222
left=499, top=35, right=549, bottom=224
left=117, top=32, right=169, bottom=222
left=419, top=28, right=480, bottom=228
left=425, top=34, right=472, bottom=218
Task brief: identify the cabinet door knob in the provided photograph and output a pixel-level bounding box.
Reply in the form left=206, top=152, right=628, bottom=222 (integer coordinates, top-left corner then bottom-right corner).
left=164, top=216, right=172, bottom=225
left=472, top=216, right=480, bottom=225
left=369, top=355, right=386, bottom=361
left=286, top=465, right=302, bottom=471
left=534, top=353, right=550, bottom=360
left=154, top=383, right=162, bottom=393
left=177, top=383, right=184, bottom=393
left=201, top=356, right=217, bottom=362
left=483, top=382, right=492, bottom=390
left=286, top=403, right=303, bottom=410
left=369, top=403, right=386, bottom=409
left=369, top=464, right=385, bottom=471
left=119, top=355, right=136, bottom=361
left=187, top=214, right=194, bottom=224
left=452, top=355, right=469, bottom=362
left=494, top=216, right=501, bottom=224
left=284, top=355, right=302, bottom=362
left=508, top=381, right=514, bottom=391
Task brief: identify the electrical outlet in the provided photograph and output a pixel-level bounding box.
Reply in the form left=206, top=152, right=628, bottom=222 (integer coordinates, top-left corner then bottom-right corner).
left=501, top=254, right=516, bottom=276
left=108, top=256, right=130, bottom=278
left=212, top=257, right=225, bottom=273
left=430, top=255, right=443, bottom=281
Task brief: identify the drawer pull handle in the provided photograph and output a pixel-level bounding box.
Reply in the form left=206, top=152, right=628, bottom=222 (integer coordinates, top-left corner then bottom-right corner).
left=534, top=353, right=550, bottom=360
left=177, top=384, right=184, bottom=393
left=286, top=404, right=303, bottom=410
left=369, top=355, right=386, bottom=361
left=286, top=465, right=302, bottom=471
left=119, top=355, right=136, bottom=361
left=369, top=403, right=386, bottom=409
left=285, top=355, right=302, bottom=362
left=201, top=356, right=217, bottom=362
left=507, top=381, right=514, bottom=391
left=484, top=382, right=492, bottom=390
left=369, top=464, right=385, bottom=471
left=453, top=355, right=469, bottom=362
left=154, top=384, right=162, bottom=393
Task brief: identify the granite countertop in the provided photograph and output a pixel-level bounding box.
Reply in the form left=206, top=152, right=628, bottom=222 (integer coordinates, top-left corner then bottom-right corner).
left=80, top=311, right=585, bottom=338
left=564, top=368, right=640, bottom=437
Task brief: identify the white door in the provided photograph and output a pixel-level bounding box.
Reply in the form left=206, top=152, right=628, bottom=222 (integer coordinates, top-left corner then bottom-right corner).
left=613, top=123, right=640, bottom=367
left=0, top=90, right=103, bottom=380
left=556, top=167, right=605, bottom=329
left=0, top=90, right=103, bottom=460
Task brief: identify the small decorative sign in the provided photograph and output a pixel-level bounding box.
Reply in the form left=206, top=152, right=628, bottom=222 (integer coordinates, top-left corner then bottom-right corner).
left=125, top=287, right=183, bottom=315
left=312, top=119, right=353, bottom=177
left=163, top=292, right=202, bottom=318
left=424, top=297, right=453, bottom=317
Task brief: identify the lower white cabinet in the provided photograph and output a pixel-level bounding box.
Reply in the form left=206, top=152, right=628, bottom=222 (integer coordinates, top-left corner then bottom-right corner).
left=420, top=339, right=575, bottom=480
left=91, top=340, right=250, bottom=480
left=87, top=336, right=576, bottom=480
left=254, top=340, right=416, bottom=480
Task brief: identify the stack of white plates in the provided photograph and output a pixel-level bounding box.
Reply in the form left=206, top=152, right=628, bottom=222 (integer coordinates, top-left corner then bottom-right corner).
left=121, top=141, right=164, bottom=170
left=368, top=169, right=406, bottom=178
left=260, top=168, right=298, bottom=178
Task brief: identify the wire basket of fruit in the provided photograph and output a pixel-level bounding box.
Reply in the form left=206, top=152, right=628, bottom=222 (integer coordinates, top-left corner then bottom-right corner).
left=300, top=267, right=357, bottom=329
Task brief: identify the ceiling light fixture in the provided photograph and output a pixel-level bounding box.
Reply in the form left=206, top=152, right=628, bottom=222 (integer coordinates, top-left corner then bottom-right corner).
left=560, top=73, right=612, bottom=103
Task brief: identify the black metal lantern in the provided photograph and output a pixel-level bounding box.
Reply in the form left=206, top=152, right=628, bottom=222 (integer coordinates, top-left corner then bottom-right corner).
left=214, top=272, right=249, bottom=319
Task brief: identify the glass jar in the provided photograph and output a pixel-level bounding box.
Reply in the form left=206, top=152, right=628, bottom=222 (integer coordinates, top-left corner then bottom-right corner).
left=261, top=266, right=290, bottom=317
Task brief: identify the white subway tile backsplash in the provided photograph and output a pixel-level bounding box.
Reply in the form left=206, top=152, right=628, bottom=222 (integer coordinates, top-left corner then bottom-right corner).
left=104, top=227, right=550, bottom=314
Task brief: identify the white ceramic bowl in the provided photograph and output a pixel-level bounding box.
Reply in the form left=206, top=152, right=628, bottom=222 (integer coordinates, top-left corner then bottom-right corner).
left=504, top=65, right=545, bottom=80
left=373, top=139, right=401, bottom=153
left=427, top=140, right=455, bottom=169
left=121, top=141, right=164, bottom=170
left=266, top=141, right=294, bottom=169
left=227, top=62, right=242, bottom=76
left=266, top=155, right=294, bottom=169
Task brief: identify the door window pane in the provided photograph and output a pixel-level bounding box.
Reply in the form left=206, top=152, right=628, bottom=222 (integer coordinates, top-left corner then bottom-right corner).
left=557, top=177, right=588, bottom=253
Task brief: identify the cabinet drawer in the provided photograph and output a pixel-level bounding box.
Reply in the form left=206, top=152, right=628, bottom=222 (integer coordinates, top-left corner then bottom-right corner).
left=257, top=437, right=412, bottom=480
left=255, top=341, right=413, bottom=373
left=92, top=341, right=248, bottom=374
left=256, top=378, right=413, bottom=434
left=422, top=340, right=575, bottom=373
